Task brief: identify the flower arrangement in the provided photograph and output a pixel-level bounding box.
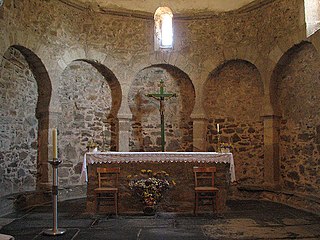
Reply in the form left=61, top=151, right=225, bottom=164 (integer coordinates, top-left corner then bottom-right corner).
left=220, top=143, right=233, bottom=153
left=128, top=169, right=176, bottom=213
left=86, top=139, right=98, bottom=152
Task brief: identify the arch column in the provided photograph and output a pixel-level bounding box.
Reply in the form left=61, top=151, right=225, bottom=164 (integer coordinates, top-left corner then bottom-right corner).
left=36, top=110, right=50, bottom=190
left=116, top=71, right=133, bottom=152
left=118, top=114, right=132, bottom=152
left=36, top=109, right=61, bottom=190
left=260, top=57, right=281, bottom=187
left=262, top=114, right=281, bottom=186
left=191, top=114, right=208, bottom=152
left=190, top=72, right=208, bottom=152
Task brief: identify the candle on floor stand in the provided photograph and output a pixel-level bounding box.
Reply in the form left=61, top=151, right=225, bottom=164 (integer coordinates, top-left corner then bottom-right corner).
left=43, top=128, right=66, bottom=236
left=52, top=128, right=57, bottom=159
left=217, top=124, right=220, bottom=133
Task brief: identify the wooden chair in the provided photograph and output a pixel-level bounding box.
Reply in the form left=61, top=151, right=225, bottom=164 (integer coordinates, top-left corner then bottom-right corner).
left=94, top=167, right=120, bottom=215
left=193, top=166, right=219, bottom=215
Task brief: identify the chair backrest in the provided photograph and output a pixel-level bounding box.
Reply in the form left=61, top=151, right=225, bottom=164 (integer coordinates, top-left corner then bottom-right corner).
left=193, top=166, right=216, bottom=188
left=97, top=167, right=120, bottom=188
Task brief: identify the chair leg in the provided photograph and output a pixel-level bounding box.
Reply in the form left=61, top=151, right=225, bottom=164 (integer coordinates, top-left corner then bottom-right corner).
left=194, top=193, right=198, bottom=215
left=215, top=192, right=218, bottom=213
left=194, top=193, right=195, bottom=215
left=95, top=194, right=98, bottom=213
left=115, top=194, right=118, bottom=216
left=212, top=196, right=215, bottom=213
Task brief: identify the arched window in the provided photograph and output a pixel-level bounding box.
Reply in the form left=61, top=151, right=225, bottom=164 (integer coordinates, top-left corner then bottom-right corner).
left=154, top=7, right=173, bottom=50
left=304, top=0, right=320, bottom=37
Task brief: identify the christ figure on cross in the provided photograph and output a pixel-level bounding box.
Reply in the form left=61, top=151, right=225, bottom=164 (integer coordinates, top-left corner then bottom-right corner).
left=146, top=79, right=177, bottom=152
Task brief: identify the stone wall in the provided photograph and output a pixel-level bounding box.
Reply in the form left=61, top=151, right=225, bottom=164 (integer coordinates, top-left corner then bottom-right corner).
left=0, top=47, right=38, bottom=197
left=275, top=42, right=320, bottom=197
left=204, top=60, right=264, bottom=185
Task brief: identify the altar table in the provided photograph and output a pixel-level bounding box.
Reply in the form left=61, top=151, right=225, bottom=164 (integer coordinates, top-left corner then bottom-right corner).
left=82, top=152, right=236, bottom=213
left=81, top=152, right=235, bottom=183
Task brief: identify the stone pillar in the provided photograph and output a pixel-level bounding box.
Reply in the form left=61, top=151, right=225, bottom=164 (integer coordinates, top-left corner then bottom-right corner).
left=36, top=111, right=49, bottom=190
left=191, top=115, right=208, bottom=152
left=36, top=109, right=61, bottom=190
left=262, top=114, right=281, bottom=186
left=118, top=115, right=131, bottom=152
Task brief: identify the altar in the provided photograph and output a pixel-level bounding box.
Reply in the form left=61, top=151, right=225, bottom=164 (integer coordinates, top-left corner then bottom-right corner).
left=82, top=152, right=235, bottom=213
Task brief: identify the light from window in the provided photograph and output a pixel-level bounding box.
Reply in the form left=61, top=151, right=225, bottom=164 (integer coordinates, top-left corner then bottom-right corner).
left=161, top=14, right=173, bottom=47
left=304, top=0, right=320, bottom=37
left=154, top=7, right=173, bottom=50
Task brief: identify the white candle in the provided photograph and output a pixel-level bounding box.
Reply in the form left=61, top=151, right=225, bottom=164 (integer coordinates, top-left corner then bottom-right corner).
left=52, top=128, right=57, bottom=159
left=217, top=124, right=220, bottom=133
left=103, top=126, right=106, bottom=132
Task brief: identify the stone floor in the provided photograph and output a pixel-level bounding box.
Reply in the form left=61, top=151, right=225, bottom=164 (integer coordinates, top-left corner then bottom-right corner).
left=0, top=198, right=319, bottom=240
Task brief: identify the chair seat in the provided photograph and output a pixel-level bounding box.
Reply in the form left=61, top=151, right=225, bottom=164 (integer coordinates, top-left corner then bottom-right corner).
left=195, top=186, right=219, bottom=192
left=94, top=187, right=118, bottom=193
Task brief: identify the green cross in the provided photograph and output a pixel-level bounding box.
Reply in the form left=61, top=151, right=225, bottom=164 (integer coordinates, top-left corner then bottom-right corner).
left=146, top=79, right=177, bottom=152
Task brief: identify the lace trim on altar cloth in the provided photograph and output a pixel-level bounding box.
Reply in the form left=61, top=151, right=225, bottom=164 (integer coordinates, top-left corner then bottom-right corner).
left=80, top=152, right=236, bottom=183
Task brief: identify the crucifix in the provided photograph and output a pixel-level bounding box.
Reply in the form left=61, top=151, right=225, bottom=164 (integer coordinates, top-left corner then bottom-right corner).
left=146, top=79, right=177, bottom=152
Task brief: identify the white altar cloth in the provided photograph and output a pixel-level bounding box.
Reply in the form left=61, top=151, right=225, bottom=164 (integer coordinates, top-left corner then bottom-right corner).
left=80, top=152, right=236, bottom=183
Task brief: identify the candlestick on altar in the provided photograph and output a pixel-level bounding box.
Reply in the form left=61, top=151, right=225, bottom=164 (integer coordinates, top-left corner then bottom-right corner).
left=102, top=126, right=105, bottom=151
left=217, top=124, right=221, bottom=152
left=43, top=128, right=66, bottom=236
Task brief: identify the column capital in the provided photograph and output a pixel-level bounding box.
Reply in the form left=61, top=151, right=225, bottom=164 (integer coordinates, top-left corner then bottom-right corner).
left=190, top=113, right=208, bottom=121
left=117, top=113, right=132, bottom=120
left=261, top=114, right=282, bottom=120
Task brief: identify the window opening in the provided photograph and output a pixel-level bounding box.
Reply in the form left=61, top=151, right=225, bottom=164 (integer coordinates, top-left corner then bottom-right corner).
left=154, top=7, right=173, bottom=50
left=304, top=0, right=320, bottom=37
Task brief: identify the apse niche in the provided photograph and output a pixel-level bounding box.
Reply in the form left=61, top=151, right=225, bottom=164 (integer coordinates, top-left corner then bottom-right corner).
left=204, top=60, right=264, bottom=185
left=58, top=60, right=118, bottom=186
left=129, top=64, right=195, bottom=152
left=273, top=42, right=320, bottom=196
left=0, top=47, right=38, bottom=197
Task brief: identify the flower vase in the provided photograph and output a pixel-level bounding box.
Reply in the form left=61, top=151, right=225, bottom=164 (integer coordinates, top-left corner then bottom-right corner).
left=143, top=197, right=156, bottom=215
left=143, top=205, right=156, bottom=215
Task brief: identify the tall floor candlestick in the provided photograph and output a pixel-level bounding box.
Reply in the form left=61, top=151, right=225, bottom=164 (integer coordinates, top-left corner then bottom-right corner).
left=52, top=128, right=57, bottom=159
left=43, top=128, right=66, bottom=236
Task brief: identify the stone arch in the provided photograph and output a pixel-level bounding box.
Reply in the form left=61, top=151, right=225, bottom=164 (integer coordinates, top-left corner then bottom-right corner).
left=204, top=59, right=264, bottom=185
left=81, top=59, right=122, bottom=123
left=0, top=45, right=51, bottom=198
left=130, top=52, right=194, bottom=83
left=270, top=40, right=320, bottom=196
left=128, top=64, right=195, bottom=152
